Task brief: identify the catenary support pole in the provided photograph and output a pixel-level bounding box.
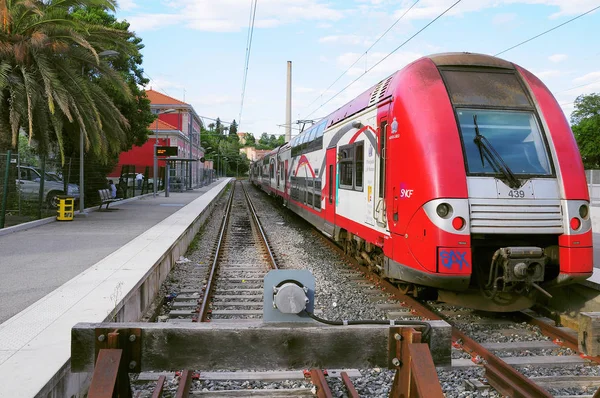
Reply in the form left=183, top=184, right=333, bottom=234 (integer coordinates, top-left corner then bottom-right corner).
left=285, top=61, right=292, bottom=143
left=0, top=150, right=11, bottom=228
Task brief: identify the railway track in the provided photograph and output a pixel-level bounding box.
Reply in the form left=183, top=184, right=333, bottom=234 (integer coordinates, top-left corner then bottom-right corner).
left=166, top=180, right=278, bottom=324
left=311, top=228, right=600, bottom=397
left=131, top=181, right=362, bottom=397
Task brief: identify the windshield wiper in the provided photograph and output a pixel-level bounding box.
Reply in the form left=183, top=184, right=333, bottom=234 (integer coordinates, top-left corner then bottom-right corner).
left=472, top=115, right=521, bottom=189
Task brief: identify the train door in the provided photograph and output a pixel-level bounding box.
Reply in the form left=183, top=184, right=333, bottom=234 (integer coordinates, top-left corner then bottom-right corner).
left=375, top=116, right=388, bottom=229
left=284, top=160, right=289, bottom=197
left=276, top=159, right=280, bottom=188
left=324, top=147, right=337, bottom=235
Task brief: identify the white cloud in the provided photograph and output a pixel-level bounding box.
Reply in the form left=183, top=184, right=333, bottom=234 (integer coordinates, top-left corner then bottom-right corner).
left=549, top=54, right=568, bottom=63
left=126, top=13, right=183, bottom=32
left=534, top=70, right=563, bottom=79
left=338, top=51, right=423, bottom=77
left=127, top=0, right=345, bottom=32
left=118, top=0, right=137, bottom=11
left=492, top=12, right=517, bottom=25
left=391, top=0, right=600, bottom=21
left=573, top=71, right=600, bottom=84
left=147, top=77, right=186, bottom=93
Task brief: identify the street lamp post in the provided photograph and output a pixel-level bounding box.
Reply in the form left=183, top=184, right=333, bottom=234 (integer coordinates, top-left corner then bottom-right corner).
left=154, top=108, right=178, bottom=198
left=79, top=50, right=120, bottom=215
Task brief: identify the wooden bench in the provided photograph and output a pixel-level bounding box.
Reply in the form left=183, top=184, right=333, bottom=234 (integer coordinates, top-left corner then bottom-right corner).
left=98, top=189, right=122, bottom=210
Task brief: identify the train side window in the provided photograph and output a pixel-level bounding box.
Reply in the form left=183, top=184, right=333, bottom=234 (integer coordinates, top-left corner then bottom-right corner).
left=314, top=179, right=322, bottom=210
left=354, top=142, right=364, bottom=191
left=270, top=159, right=275, bottom=179
left=338, top=145, right=354, bottom=189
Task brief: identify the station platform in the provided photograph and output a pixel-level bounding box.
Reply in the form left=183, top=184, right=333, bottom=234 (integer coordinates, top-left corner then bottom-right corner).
left=0, top=179, right=231, bottom=397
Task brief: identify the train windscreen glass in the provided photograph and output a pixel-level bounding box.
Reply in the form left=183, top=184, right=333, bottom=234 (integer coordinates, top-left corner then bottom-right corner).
left=456, top=109, right=552, bottom=176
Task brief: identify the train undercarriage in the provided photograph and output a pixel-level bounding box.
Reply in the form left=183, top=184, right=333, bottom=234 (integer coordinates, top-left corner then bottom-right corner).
left=337, top=230, right=561, bottom=312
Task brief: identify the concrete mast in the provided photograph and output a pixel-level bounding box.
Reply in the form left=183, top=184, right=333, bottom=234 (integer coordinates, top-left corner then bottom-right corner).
left=285, top=61, right=292, bottom=143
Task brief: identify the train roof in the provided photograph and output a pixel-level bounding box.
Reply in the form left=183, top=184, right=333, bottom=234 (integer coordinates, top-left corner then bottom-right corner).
left=253, top=52, right=514, bottom=164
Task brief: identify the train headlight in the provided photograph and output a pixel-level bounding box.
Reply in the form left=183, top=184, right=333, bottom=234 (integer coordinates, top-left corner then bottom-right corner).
left=579, top=204, right=589, bottom=219
left=436, top=203, right=452, bottom=218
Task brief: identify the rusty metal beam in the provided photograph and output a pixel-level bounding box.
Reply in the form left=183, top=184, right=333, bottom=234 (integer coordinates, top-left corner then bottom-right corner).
left=151, top=375, right=166, bottom=398
left=341, top=371, right=359, bottom=398
left=310, top=369, right=333, bottom=398
left=88, top=349, right=129, bottom=398
left=175, top=370, right=193, bottom=398
left=408, top=344, right=444, bottom=397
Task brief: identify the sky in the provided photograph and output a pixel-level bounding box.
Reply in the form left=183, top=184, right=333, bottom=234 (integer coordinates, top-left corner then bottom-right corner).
left=113, top=0, right=600, bottom=138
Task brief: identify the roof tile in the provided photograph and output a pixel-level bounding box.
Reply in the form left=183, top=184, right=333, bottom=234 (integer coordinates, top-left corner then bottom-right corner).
left=146, top=89, right=188, bottom=106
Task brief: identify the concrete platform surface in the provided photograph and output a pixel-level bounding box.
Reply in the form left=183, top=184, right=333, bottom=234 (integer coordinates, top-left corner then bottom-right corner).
left=0, top=182, right=222, bottom=324
left=0, top=179, right=230, bottom=397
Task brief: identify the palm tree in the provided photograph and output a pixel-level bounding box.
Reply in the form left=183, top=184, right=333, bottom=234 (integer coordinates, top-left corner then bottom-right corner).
left=0, top=0, right=134, bottom=163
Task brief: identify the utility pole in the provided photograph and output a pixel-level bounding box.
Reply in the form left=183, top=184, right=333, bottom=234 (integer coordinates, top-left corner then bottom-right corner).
left=285, top=61, right=292, bottom=143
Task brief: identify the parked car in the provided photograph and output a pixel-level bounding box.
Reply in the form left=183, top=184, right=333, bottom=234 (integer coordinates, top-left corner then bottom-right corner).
left=17, top=165, right=80, bottom=208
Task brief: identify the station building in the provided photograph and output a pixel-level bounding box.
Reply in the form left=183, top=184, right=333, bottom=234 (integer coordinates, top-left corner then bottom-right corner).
left=109, top=89, right=208, bottom=187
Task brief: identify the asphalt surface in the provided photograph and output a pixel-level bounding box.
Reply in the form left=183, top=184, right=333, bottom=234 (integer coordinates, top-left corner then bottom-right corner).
left=0, top=181, right=221, bottom=324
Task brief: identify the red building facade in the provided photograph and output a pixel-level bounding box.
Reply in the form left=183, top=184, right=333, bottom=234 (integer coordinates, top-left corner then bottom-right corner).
left=109, top=90, right=207, bottom=186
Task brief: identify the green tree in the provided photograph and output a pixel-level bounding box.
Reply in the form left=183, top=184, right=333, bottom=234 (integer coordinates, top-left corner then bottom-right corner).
left=67, top=5, right=155, bottom=201
left=275, top=134, right=285, bottom=146
left=0, top=0, right=134, bottom=161
left=244, top=133, right=255, bottom=146
left=229, top=120, right=238, bottom=137
left=258, top=132, right=270, bottom=148
left=18, top=134, right=38, bottom=166
left=571, top=93, right=600, bottom=168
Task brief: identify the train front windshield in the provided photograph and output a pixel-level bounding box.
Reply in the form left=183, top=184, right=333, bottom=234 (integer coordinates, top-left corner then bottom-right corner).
left=456, top=109, right=553, bottom=176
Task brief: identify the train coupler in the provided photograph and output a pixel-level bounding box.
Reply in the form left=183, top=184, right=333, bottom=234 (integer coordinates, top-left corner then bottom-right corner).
left=487, top=247, right=547, bottom=295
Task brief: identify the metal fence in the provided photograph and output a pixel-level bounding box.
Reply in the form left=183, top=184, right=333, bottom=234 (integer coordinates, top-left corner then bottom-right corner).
left=586, top=170, right=600, bottom=205
left=0, top=150, right=218, bottom=229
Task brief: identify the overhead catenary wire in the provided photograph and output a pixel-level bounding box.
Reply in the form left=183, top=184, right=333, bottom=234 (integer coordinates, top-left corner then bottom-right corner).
left=555, top=79, right=600, bottom=94
left=239, top=0, right=258, bottom=129
left=304, top=0, right=420, bottom=112
left=494, top=4, right=600, bottom=56
left=304, top=0, right=462, bottom=119
left=143, top=71, right=172, bottom=97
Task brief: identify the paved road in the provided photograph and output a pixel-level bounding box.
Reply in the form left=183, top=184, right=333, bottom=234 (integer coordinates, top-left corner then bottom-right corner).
left=0, top=182, right=220, bottom=324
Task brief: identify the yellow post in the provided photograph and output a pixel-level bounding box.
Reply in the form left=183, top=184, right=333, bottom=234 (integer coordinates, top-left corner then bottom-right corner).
left=56, top=196, right=75, bottom=221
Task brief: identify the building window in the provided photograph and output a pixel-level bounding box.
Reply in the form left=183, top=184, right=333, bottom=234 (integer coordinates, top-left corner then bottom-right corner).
left=339, top=141, right=364, bottom=192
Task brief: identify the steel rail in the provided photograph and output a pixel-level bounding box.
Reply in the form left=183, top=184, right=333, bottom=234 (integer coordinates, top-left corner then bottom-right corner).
left=341, top=371, right=360, bottom=398
left=198, top=181, right=236, bottom=322
left=175, top=369, right=193, bottom=397
left=241, top=181, right=278, bottom=270
left=310, top=229, right=555, bottom=397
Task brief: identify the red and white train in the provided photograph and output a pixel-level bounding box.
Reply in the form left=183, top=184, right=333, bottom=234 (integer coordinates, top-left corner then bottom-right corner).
left=250, top=52, right=592, bottom=311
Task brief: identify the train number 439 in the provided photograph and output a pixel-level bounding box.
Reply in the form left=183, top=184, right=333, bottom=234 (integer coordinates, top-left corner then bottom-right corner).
left=507, top=190, right=525, bottom=198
